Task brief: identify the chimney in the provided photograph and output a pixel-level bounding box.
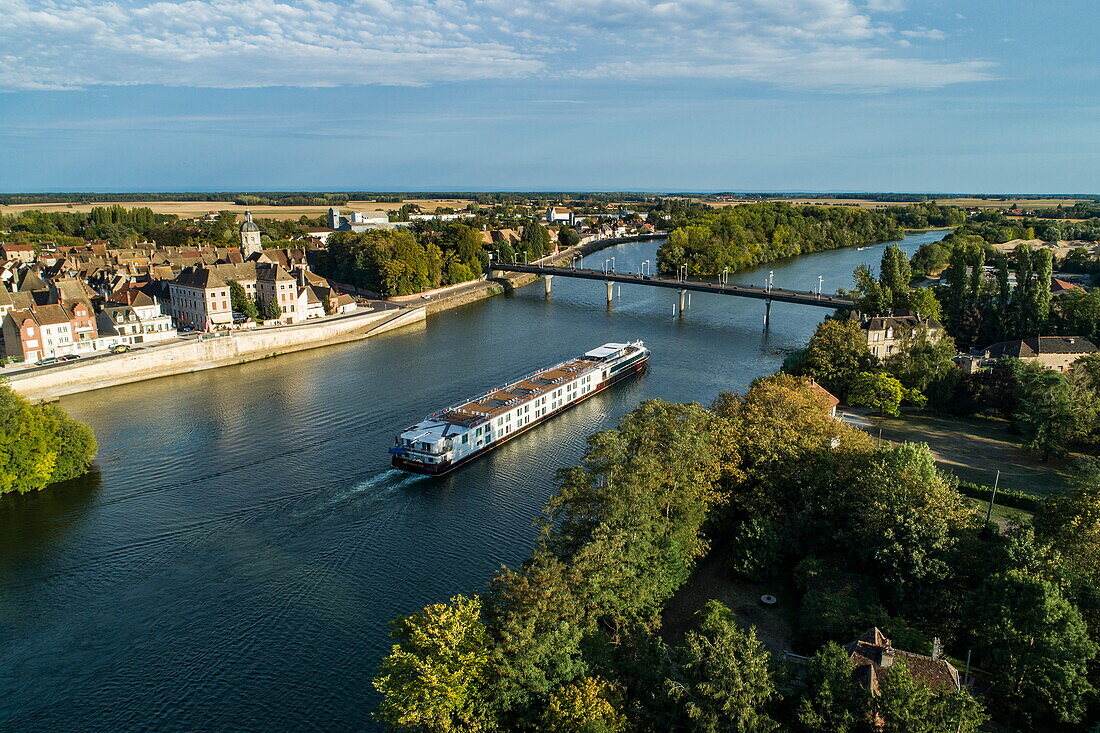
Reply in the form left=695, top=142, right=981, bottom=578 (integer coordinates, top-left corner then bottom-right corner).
left=932, top=637, right=944, bottom=660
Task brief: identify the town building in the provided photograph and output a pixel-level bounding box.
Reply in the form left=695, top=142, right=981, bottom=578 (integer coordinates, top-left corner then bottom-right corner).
left=328, top=207, right=390, bottom=231
left=1, top=243, right=37, bottom=263
left=168, top=266, right=232, bottom=330
left=860, top=314, right=944, bottom=359
left=967, top=336, right=1097, bottom=372
left=2, top=301, right=98, bottom=362
left=846, top=627, right=961, bottom=697
left=96, top=289, right=177, bottom=347
left=240, top=210, right=262, bottom=258
left=545, top=206, right=574, bottom=225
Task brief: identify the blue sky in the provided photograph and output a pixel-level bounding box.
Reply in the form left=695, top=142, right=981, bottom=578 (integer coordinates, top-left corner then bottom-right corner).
left=1, top=0, right=1097, bottom=193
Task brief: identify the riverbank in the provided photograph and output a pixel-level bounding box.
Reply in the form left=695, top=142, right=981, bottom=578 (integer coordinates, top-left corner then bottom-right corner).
left=5, top=306, right=426, bottom=401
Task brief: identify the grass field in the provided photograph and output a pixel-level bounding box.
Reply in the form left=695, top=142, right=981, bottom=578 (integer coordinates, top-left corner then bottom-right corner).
left=0, top=198, right=477, bottom=221
left=869, top=413, right=1073, bottom=495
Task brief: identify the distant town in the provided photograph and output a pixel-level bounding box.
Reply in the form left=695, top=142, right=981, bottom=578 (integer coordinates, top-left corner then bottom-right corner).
left=0, top=200, right=659, bottom=371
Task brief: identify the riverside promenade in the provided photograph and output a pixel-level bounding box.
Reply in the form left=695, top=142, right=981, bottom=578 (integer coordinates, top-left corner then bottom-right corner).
left=6, top=305, right=426, bottom=401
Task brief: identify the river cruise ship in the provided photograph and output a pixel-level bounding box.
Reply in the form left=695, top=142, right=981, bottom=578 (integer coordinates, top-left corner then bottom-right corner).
left=391, top=341, right=650, bottom=475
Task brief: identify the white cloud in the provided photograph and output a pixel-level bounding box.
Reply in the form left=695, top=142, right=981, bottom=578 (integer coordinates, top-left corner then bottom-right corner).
left=0, top=0, right=992, bottom=92
left=900, top=27, right=947, bottom=41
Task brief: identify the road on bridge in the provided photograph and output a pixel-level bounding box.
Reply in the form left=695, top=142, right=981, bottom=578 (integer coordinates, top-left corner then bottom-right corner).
left=490, top=262, right=855, bottom=309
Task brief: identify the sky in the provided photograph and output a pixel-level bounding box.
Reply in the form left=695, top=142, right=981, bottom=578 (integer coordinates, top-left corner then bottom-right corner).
left=0, top=0, right=1097, bottom=193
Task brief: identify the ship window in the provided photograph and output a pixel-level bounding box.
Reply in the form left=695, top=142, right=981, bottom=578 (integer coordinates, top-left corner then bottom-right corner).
left=462, top=435, right=468, bottom=444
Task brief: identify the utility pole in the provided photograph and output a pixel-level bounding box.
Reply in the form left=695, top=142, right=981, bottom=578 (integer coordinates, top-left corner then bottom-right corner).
left=984, top=470, right=1001, bottom=526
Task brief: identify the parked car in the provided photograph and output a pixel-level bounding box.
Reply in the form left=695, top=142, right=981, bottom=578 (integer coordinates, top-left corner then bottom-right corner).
left=59, top=354, right=80, bottom=361
left=110, top=344, right=131, bottom=354
left=36, top=357, right=60, bottom=366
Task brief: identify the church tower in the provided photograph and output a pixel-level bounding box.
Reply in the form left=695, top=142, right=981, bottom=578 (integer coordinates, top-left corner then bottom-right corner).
left=240, top=210, right=262, bottom=257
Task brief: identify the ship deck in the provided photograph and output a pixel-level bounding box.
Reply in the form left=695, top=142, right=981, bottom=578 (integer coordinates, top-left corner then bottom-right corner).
left=436, top=355, right=609, bottom=425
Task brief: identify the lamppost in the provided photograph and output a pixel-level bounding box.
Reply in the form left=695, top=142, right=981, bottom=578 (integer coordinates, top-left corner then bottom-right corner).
left=767, top=270, right=774, bottom=293
left=641, top=259, right=651, bottom=277
left=722, top=267, right=729, bottom=286
left=817, top=275, right=824, bottom=298
left=609, top=257, right=616, bottom=273
left=679, top=263, right=687, bottom=282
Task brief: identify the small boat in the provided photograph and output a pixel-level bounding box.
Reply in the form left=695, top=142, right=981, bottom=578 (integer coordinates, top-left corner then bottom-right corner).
left=390, top=341, right=650, bottom=475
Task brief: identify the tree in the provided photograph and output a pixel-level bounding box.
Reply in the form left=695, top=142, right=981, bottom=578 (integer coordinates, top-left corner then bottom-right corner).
left=520, top=221, right=551, bottom=260
left=884, top=328, right=957, bottom=402
left=907, top=287, right=943, bottom=322
left=544, top=400, right=727, bottom=634
left=879, top=244, right=913, bottom=311
left=972, top=570, right=1096, bottom=725
left=374, top=595, right=496, bottom=732
left=484, top=555, right=590, bottom=715
left=262, top=296, right=282, bottom=322
left=541, top=677, right=627, bottom=733
left=228, top=280, right=259, bottom=320
left=846, top=371, right=904, bottom=416
left=0, top=383, right=97, bottom=495
left=801, top=319, right=876, bottom=397
left=666, top=601, right=778, bottom=732
left=849, top=443, right=973, bottom=597
left=42, top=404, right=97, bottom=484
left=797, top=642, right=866, bottom=733
left=557, top=226, right=582, bottom=250
left=1012, top=363, right=1079, bottom=460
left=1032, top=459, right=1100, bottom=634
left=875, top=658, right=987, bottom=733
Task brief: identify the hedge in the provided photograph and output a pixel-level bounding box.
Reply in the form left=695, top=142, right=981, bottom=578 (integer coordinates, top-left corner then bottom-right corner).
left=957, top=481, right=1046, bottom=513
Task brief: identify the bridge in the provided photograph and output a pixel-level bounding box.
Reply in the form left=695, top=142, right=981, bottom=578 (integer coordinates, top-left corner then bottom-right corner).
left=489, top=262, right=855, bottom=328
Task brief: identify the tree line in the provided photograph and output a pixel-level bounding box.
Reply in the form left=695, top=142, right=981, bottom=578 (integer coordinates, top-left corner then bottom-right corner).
left=656, top=202, right=903, bottom=277
left=375, top=375, right=1100, bottom=730
left=0, top=383, right=97, bottom=495
left=317, top=221, right=553, bottom=296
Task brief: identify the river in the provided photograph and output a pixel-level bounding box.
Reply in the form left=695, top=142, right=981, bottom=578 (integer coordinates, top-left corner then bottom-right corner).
left=0, top=231, right=945, bottom=730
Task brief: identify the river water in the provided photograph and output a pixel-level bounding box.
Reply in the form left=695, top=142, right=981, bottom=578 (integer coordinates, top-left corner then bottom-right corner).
left=0, top=231, right=945, bottom=730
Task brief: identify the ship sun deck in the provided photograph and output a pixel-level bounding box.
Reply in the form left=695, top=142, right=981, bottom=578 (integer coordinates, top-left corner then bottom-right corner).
left=393, top=342, right=648, bottom=475
left=435, top=354, right=612, bottom=425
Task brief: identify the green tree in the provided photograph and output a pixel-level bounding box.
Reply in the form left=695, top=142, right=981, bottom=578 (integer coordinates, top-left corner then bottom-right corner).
left=0, top=383, right=97, bottom=494
left=557, top=226, right=582, bottom=249
left=849, top=443, right=974, bottom=596
left=801, top=319, right=876, bottom=397
left=541, top=677, right=627, bottom=733
left=42, top=404, right=97, bottom=484
left=1032, top=459, right=1100, bottom=635
left=227, top=280, right=259, bottom=320
left=907, top=287, right=943, bottom=322
left=884, top=328, right=957, bottom=402
left=972, top=570, right=1096, bottom=725
left=1012, top=363, right=1079, bottom=460
left=262, top=296, right=282, bottom=321
left=374, top=595, right=496, bottom=732
left=666, top=600, right=778, bottom=732
left=846, top=371, right=904, bottom=416
left=875, top=658, right=987, bottom=733
left=797, top=642, right=866, bottom=733
left=484, top=555, right=589, bottom=715
left=880, top=244, right=913, bottom=311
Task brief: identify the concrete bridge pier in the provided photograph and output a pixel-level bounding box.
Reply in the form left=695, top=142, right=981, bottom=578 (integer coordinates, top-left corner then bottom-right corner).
left=763, top=299, right=772, bottom=331
left=678, top=289, right=687, bottom=315
left=544, top=275, right=553, bottom=296
left=606, top=280, right=614, bottom=304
